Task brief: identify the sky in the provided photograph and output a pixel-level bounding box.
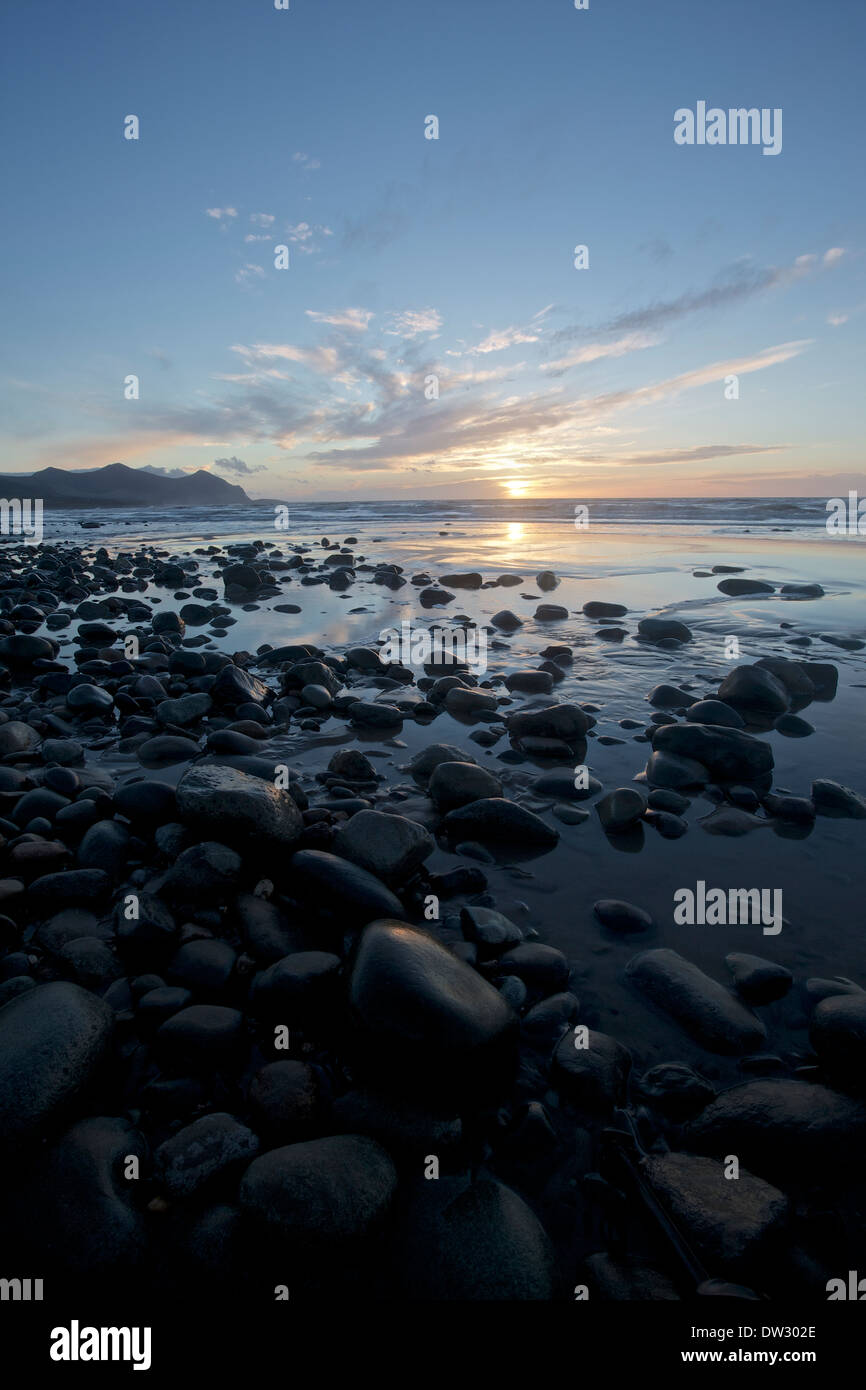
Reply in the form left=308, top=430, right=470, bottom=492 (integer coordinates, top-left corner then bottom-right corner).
left=1, top=0, right=864, bottom=501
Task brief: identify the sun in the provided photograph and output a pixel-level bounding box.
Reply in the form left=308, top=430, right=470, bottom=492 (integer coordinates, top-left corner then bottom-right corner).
left=503, top=478, right=530, bottom=498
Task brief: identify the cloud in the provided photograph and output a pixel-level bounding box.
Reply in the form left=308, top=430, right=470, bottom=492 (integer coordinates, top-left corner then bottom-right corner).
left=542, top=331, right=660, bottom=375
left=212, top=454, right=267, bottom=476
left=385, top=309, right=442, bottom=338
left=231, top=341, right=341, bottom=374
left=827, top=312, right=848, bottom=326
left=549, top=249, right=847, bottom=346
left=234, top=263, right=265, bottom=287
left=292, top=153, right=321, bottom=170
left=286, top=222, right=334, bottom=254
left=206, top=207, right=238, bottom=220
left=244, top=234, right=273, bottom=243
left=464, top=305, right=553, bottom=355
left=146, top=349, right=172, bottom=370
left=250, top=213, right=275, bottom=227
left=305, top=308, right=373, bottom=331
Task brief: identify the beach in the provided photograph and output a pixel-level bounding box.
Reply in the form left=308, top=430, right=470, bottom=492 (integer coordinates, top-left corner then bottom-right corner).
left=0, top=496, right=864, bottom=1302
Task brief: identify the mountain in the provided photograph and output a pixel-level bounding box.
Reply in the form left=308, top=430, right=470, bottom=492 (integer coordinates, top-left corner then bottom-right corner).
left=1, top=463, right=251, bottom=509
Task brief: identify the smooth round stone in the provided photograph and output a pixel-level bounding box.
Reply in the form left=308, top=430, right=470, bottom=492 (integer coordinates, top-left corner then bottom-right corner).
left=717, top=666, right=789, bottom=713
left=627, top=948, right=767, bottom=1055
left=176, top=763, right=303, bottom=850
left=717, top=578, right=774, bottom=595
left=155, top=1112, right=259, bottom=1199
left=443, top=687, right=498, bottom=716
left=595, top=787, right=645, bottom=830
left=250, top=951, right=341, bottom=1023
left=409, top=743, right=475, bottom=779
left=496, top=942, right=569, bottom=992
left=11, top=1116, right=147, bottom=1277
left=168, top=939, right=237, bottom=998
left=157, top=1005, right=245, bottom=1070
left=638, top=617, right=693, bottom=643
left=443, top=798, right=559, bottom=848
left=725, top=953, right=792, bottom=1005
left=428, top=761, right=502, bottom=810
left=390, top=1176, right=555, bottom=1299
left=0, top=721, right=42, bottom=755
left=554, top=1027, right=631, bottom=1111
left=289, top=849, right=403, bottom=924
left=774, top=713, right=814, bottom=738
left=301, top=683, right=332, bottom=710
left=594, top=899, right=653, bottom=933
left=248, top=1060, right=319, bottom=1142
left=687, top=1079, right=866, bottom=1179
left=334, top=809, right=435, bottom=883
left=506, top=704, right=591, bottom=743
left=645, top=750, right=709, bottom=789
left=460, top=905, right=523, bottom=953
left=137, top=734, right=199, bottom=764
left=57, top=937, right=123, bottom=992
left=156, top=692, right=212, bottom=726
left=534, top=604, right=569, bottom=621
left=505, top=671, right=554, bottom=695
left=686, top=699, right=745, bottom=729
left=491, top=610, right=522, bottom=632
left=240, top=1134, right=397, bottom=1246
left=349, top=919, right=518, bottom=1095
left=648, top=684, right=696, bottom=708
left=0, top=982, right=114, bottom=1150
left=349, top=701, right=403, bottom=729
left=645, top=809, right=689, bottom=838
left=809, top=994, right=866, bottom=1075
left=160, top=843, right=242, bottom=906
left=636, top=1062, right=715, bottom=1119
left=66, top=683, right=114, bottom=714
left=811, top=779, right=866, bottom=818
left=76, top=820, right=130, bottom=879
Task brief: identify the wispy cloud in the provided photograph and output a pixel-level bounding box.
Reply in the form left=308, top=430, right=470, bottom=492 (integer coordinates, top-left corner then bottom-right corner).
left=286, top=221, right=334, bottom=254
left=234, top=263, right=265, bottom=287
left=292, top=152, right=321, bottom=170
left=385, top=309, right=442, bottom=338
left=305, top=308, right=373, bottom=331
left=549, top=249, right=847, bottom=347
left=206, top=207, right=238, bottom=220
left=542, top=331, right=660, bottom=375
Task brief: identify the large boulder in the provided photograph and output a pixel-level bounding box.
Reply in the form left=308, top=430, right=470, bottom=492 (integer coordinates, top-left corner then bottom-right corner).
left=334, top=810, right=434, bottom=884
left=348, top=919, right=518, bottom=1098
left=0, top=982, right=114, bottom=1150
left=176, top=764, right=303, bottom=851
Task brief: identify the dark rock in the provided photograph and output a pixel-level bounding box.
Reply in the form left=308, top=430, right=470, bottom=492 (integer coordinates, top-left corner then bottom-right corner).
left=0, top=982, right=114, bottom=1150
left=626, top=948, right=767, bottom=1054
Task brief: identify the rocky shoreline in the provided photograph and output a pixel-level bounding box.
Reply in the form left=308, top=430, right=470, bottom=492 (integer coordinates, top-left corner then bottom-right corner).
left=0, top=531, right=864, bottom=1301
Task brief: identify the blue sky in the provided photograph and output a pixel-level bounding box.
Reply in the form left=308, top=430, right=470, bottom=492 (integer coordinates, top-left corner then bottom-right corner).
left=1, top=0, right=864, bottom=499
